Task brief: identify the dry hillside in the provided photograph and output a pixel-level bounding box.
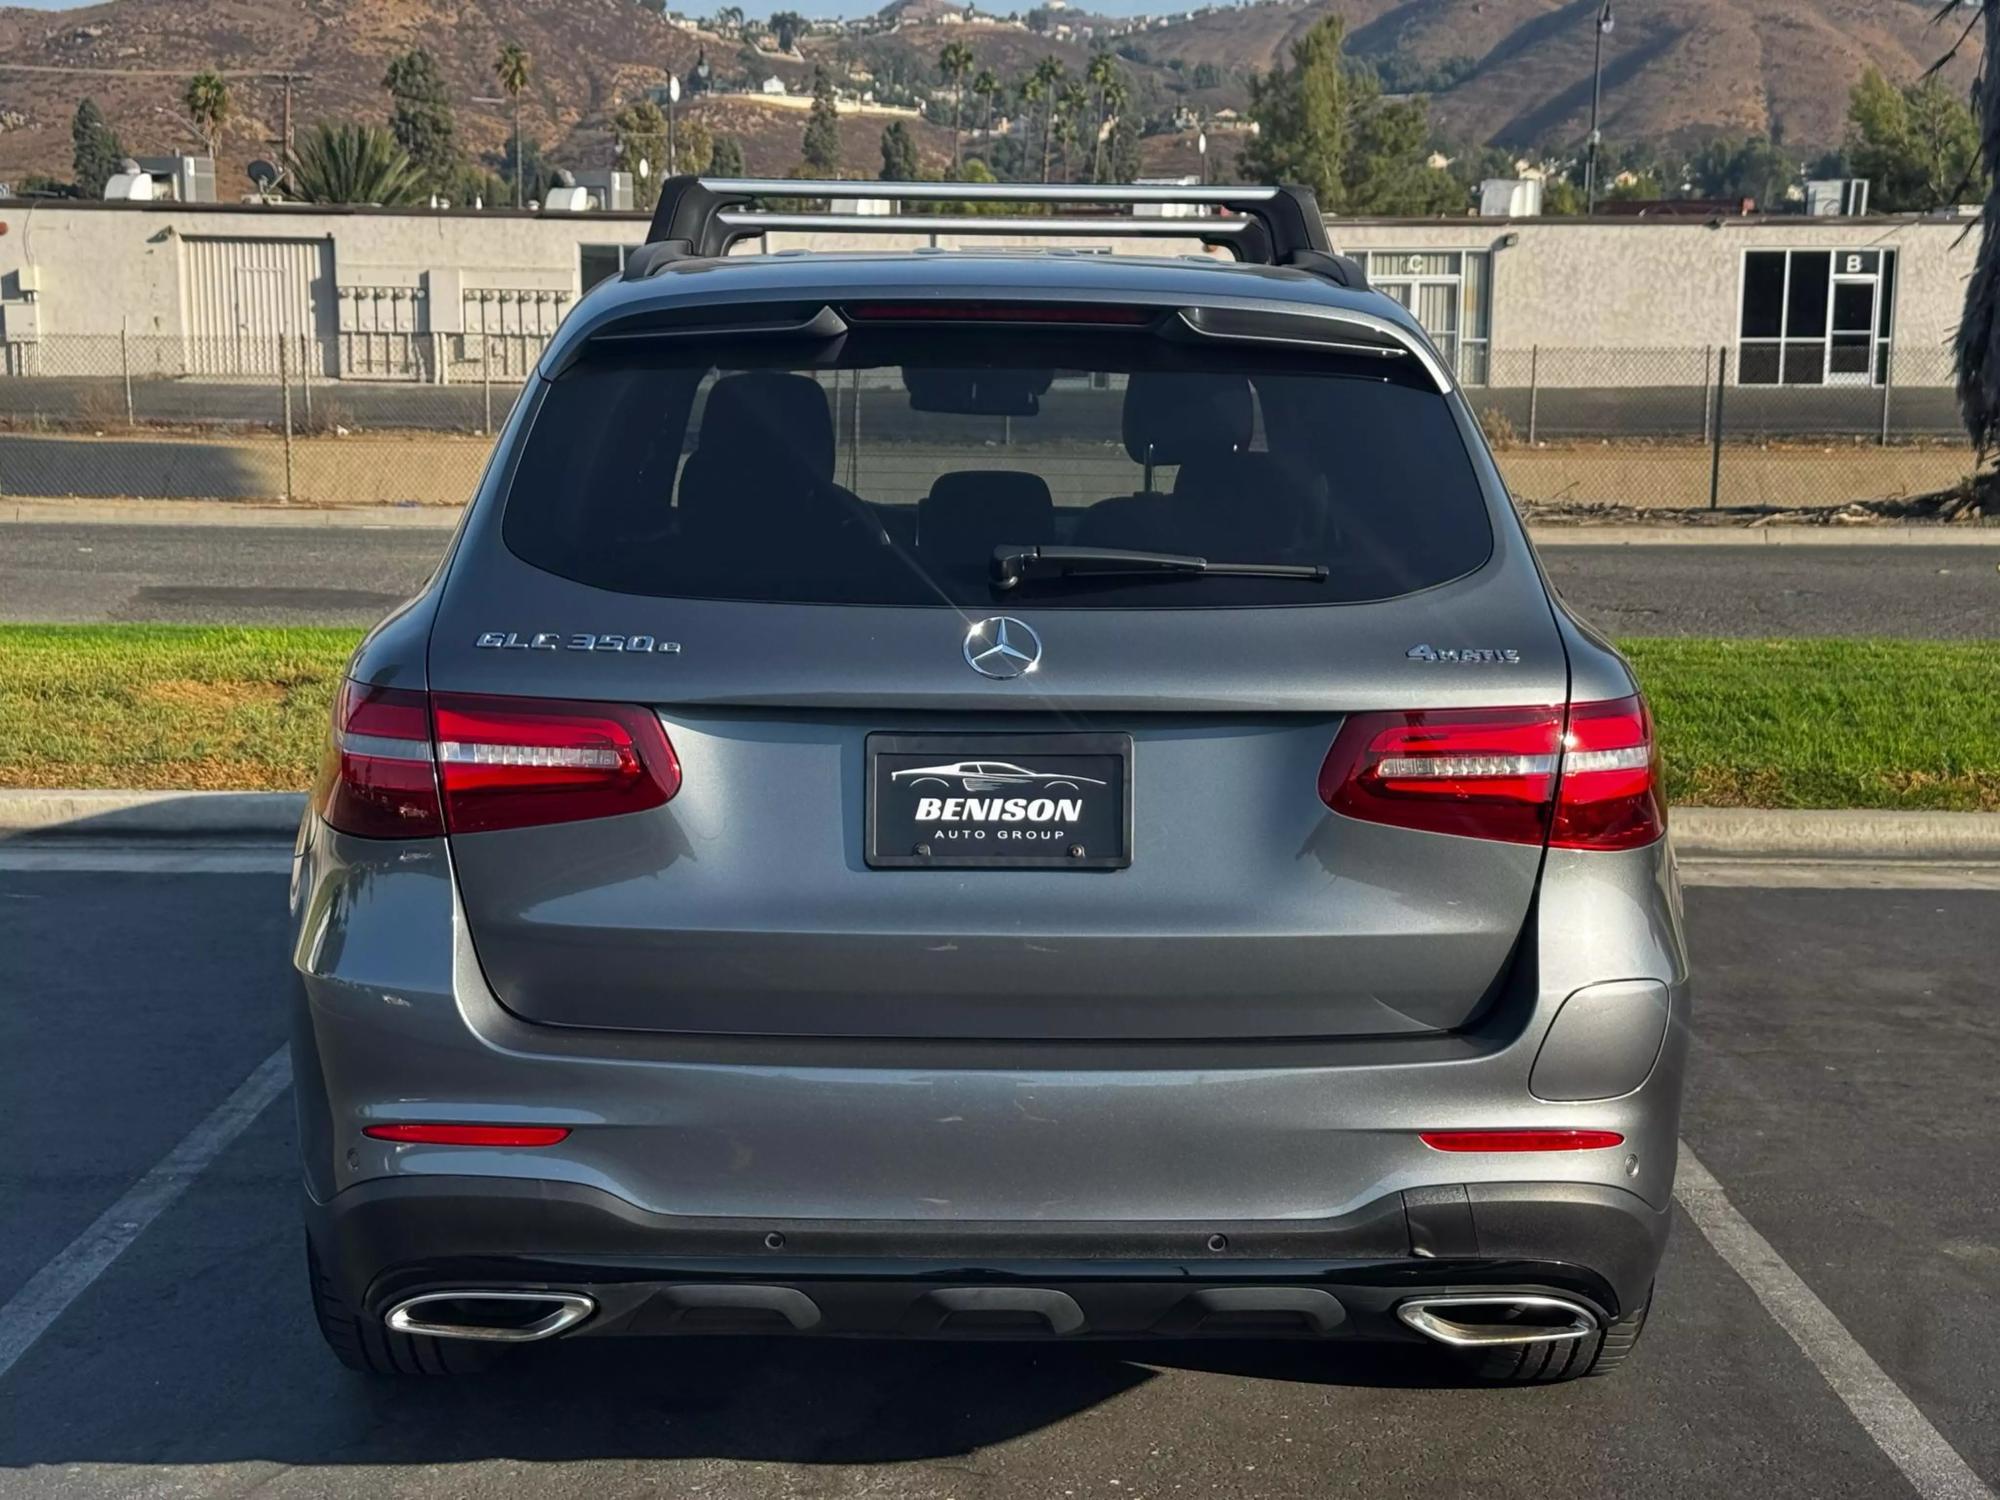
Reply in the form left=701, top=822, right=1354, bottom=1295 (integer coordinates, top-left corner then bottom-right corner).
left=0, top=0, right=1984, bottom=194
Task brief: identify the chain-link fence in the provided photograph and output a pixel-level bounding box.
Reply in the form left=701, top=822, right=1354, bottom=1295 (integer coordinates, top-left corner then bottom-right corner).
left=0, top=335, right=1977, bottom=510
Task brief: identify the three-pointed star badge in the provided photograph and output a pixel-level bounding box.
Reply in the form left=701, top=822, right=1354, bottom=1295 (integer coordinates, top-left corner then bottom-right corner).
left=963, top=617, right=1042, bottom=679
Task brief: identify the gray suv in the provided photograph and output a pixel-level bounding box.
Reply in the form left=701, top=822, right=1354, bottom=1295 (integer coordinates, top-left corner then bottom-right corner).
left=290, top=178, right=1688, bottom=1383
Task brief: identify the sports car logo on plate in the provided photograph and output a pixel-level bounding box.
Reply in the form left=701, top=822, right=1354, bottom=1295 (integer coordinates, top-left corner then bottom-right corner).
left=964, top=617, right=1042, bottom=679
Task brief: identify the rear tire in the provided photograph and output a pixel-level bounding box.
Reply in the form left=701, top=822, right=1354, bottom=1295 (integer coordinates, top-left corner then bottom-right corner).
left=1455, top=1285, right=1652, bottom=1385
left=307, top=1239, right=502, bottom=1376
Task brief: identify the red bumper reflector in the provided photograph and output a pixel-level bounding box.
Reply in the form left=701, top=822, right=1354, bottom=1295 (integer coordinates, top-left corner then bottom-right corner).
left=363, top=1124, right=571, bottom=1147
left=1418, top=1129, right=1625, bottom=1153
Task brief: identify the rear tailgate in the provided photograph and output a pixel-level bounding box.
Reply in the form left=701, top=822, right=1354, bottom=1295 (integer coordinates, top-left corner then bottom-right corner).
left=429, top=556, right=1567, bottom=1041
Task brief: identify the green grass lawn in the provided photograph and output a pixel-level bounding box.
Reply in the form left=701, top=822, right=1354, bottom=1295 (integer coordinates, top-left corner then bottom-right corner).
left=0, top=626, right=1995, bottom=810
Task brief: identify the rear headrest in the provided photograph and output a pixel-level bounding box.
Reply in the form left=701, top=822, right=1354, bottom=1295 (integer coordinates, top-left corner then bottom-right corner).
left=920, top=471, right=1056, bottom=558
left=1121, top=373, right=1254, bottom=466
left=694, top=371, right=835, bottom=482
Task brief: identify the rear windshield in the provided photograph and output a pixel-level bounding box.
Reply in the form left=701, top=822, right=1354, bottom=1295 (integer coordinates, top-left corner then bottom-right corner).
left=501, top=329, right=1493, bottom=608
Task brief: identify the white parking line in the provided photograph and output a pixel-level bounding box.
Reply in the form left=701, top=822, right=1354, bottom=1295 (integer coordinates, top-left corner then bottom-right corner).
left=0, top=1046, right=292, bottom=1382
left=1676, top=1141, right=1995, bottom=1500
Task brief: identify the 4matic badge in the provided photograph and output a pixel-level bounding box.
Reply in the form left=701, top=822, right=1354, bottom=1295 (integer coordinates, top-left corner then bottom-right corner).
left=476, top=631, right=682, bottom=654
left=1406, top=643, right=1521, bottom=664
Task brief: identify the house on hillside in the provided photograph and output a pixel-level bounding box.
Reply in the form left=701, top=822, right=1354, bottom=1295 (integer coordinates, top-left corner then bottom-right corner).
left=760, top=75, right=789, bottom=95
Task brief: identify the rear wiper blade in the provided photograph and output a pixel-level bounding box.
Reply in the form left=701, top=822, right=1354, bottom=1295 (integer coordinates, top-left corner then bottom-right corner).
left=991, top=544, right=1327, bottom=591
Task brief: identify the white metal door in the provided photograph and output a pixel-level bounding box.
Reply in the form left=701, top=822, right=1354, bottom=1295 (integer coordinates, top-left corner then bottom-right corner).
left=184, top=237, right=336, bottom=376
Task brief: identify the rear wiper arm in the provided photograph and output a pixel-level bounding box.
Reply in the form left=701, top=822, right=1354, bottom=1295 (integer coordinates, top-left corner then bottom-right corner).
left=991, top=544, right=1327, bottom=591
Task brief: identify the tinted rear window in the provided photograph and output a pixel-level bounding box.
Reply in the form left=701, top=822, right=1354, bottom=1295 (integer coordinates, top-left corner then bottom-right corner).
left=502, top=330, right=1493, bottom=608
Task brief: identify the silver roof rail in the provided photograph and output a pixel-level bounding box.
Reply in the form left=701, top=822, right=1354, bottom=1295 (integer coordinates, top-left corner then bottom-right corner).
left=630, top=176, right=1365, bottom=288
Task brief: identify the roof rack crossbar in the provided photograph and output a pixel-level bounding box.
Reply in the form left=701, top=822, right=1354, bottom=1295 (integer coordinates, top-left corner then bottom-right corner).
left=637, top=175, right=1351, bottom=281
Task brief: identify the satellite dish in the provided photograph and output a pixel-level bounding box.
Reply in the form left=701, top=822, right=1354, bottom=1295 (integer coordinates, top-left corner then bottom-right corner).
left=637, top=156, right=651, bottom=180
left=668, top=73, right=682, bottom=104
left=247, top=159, right=278, bottom=188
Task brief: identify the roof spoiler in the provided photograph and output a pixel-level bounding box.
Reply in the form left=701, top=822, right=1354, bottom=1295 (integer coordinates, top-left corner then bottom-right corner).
left=629, top=177, right=1367, bottom=290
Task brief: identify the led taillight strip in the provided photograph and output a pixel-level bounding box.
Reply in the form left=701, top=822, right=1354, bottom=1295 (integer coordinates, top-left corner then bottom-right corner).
left=317, top=684, right=680, bottom=839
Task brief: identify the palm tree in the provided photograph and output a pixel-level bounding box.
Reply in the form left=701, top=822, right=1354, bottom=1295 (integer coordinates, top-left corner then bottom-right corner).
left=1059, top=80, right=1090, bottom=183
left=971, top=69, right=1000, bottom=138
left=1949, top=4, right=2000, bottom=509
left=182, top=71, right=231, bottom=163
left=938, top=39, right=975, bottom=171
left=494, top=42, right=532, bottom=208
left=287, top=122, right=425, bottom=206
left=1085, top=52, right=1116, bottom=183
left=1029, top=55, right=1066, bottom=182
left=1097, top=76, right=1129, bottom=183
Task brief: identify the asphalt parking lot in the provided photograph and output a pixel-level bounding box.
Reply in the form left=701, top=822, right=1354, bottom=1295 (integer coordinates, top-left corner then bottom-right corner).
left=0, top=854, right=1995, bottom=1499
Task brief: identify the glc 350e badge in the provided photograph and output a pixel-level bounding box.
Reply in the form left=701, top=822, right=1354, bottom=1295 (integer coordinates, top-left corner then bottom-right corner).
left=964, top=617, right=1041, bottom=679
left=476, top=631, right=682, bottom=654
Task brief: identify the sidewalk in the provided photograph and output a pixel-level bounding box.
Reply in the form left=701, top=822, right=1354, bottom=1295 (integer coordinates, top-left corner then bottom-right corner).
left=5, top=497, right=1999, bottom=546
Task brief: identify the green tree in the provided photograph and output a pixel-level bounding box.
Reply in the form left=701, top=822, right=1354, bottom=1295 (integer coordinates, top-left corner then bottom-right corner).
left=287, top=122, right=424, bottom=206
left=71, top=98, right=124, bottom=198
left=182, top=71, right=231, bottom=163
left=880, top=119, right=919, bottom=180
left=1057, top=80, right=1090, bottom=182
left=1845, top=68, right=1982, bottom=213
left=1540, top=173, right=1584, bottom=214
left=1105, top=107, right=1141, bottom=184
left=710, top=134, right=746, bottom=176
left=1685, top=134, right=1794, bottom=209
left=382, top=49, right=459, bottom=192
left=938, top=39, right=975, bottom=170
left=1191, top=60, right=1223, bottom=91
left=678, top=117, right=716, bottom=176
left=493, top=43, right=532, bottom=208
left=1241, top=15, right=1460, bottom=215
left=770, top=10, right=806, bottom=52
left=613, top=100, right=671, bottom=206
left=802, top=64, right=841, bottom=175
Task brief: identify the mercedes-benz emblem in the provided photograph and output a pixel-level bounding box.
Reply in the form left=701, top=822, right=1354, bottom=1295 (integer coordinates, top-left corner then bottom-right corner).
left=963, top=617, right=1041, bottom=679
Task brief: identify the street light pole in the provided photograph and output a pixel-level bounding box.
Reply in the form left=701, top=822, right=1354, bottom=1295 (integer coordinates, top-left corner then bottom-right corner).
left=1584, top=0, right=1613, bottom=214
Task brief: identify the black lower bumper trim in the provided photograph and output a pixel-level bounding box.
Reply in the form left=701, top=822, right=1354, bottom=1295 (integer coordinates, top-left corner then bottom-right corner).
left=307, top=1175, right=1669, bottom=1338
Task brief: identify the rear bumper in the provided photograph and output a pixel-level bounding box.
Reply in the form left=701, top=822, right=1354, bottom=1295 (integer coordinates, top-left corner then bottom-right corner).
left=305, top=1173, right=1670, bottom=1341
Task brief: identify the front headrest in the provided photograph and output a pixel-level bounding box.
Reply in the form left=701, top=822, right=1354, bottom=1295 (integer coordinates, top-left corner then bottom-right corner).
left=695, top=371, right=835, bottom=481
left=1121, top=373, right=1254, bottom=465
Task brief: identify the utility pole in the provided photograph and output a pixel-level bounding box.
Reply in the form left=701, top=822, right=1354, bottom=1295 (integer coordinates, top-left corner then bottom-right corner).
left=1584, top=0, right=1613, bottom=214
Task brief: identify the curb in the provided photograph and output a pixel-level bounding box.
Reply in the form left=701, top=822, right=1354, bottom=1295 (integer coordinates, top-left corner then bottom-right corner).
left=3, top=791, right=1998, bottom=859
left=1528, top=525, right=2000, bottom=548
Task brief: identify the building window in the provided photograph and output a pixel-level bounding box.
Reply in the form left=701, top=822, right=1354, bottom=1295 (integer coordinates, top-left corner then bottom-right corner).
left=1738, top=249, right=1896, bottom=386
left=580, top=244, right=628, bottom=293
left=1362, top=250, right=1492, bottom=384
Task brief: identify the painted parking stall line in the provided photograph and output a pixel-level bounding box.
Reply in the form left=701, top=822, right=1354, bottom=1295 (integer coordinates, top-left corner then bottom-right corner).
left=1675, top=1140, right=1996, bottom=1500
left=0, top=1046, right=292, bottom=1382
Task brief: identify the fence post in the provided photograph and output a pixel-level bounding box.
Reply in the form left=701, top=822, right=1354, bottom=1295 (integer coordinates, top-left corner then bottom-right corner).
left=299, top=332, right=313, bottom=428
left=482, top=336, right=494, bottom=434
left=1878, top=345, right=1894, bottom=447
left=1526, top=345, right=1540, bottom=446
left=1700, top=345, right=1713, bottom=445
left=1708, top=347, right=1728, bottom=511
left=279, top=334, right=295, bottom=505
left=120, top=319, right=135, bottom=427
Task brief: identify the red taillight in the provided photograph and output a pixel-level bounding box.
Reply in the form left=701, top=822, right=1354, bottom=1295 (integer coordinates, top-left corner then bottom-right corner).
left=316, top=681, right=445, bottom=839
left=1419, top=1129, right=1625, bottom=1152
left=431, top=693, right=680, bottom=834
left=1317, top=694, right=1663, bottom=851
left=1549, top=695, right=1665, bottom=851
left=1318, top=706, right=1563, bottom=845
left=363, top=1123, right=571, bottom=1147
left=314, top=682, right=680, bottom=839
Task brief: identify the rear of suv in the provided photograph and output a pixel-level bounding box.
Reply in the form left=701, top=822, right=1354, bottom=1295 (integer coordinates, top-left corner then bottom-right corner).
left=290, top=178, right=1688, bottom=1382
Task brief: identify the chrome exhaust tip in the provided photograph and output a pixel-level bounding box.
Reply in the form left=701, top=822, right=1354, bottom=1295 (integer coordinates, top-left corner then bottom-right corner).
left=1395, top=1294, right=1598, bottom=1348
left=384, top=1290, right=595, bottom=1343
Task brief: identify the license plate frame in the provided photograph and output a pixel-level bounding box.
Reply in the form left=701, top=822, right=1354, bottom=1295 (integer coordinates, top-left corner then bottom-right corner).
left=865, top=733, right=1133, bottom=870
